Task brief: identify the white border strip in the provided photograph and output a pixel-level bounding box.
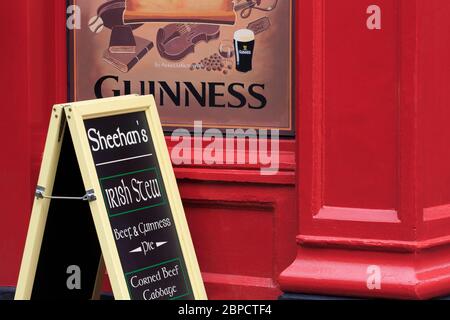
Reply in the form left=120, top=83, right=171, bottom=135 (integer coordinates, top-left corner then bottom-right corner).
left=96, top=154, right=153, bottom=167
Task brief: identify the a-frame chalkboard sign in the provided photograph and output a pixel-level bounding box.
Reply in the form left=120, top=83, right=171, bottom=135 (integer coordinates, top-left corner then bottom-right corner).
left=15, top=95, right=207, bottom=300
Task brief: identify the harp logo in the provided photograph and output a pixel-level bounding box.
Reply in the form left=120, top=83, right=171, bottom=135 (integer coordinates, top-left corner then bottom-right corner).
left=239, top=46, right=252, bottom=55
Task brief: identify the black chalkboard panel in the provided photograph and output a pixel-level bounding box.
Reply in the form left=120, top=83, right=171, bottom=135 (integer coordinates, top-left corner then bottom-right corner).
left=84, top=111, right=194, bottom=300
left=31, top=130, right=102, bottom=300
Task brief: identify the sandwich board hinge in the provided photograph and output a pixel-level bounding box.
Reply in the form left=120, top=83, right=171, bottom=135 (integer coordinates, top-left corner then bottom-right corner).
left=35, top=186, right=97, bottom=202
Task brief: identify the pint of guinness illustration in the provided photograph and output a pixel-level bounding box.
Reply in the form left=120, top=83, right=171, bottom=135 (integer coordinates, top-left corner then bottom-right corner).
left=234, top=29, right=255, bottom=73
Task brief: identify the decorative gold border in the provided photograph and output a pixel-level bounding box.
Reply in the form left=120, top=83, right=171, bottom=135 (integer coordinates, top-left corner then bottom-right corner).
left=70, top=0, right=293, bottom=132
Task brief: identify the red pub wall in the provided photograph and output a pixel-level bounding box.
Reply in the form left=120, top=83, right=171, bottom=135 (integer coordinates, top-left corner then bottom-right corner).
left=0, top=0, right=68, bottom=292
left=0, top=0, right=298, bottom=300
left=5, top=0, right=450, bottom=301
left=280, top=0, right=450, bottom=299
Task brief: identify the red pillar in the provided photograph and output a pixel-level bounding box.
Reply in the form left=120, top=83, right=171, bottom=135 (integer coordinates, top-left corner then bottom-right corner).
left=280, top=0, right=450, bottom=299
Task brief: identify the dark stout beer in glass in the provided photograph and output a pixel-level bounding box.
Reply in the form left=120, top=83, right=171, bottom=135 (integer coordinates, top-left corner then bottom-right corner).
left=234, top=29, right=255, bottom=73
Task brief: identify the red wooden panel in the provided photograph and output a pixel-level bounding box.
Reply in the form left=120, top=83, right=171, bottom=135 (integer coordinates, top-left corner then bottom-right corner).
left=179, top=178, right=297, bottom=300
left=0, top=0, right=30, bottom=287
left=324, top=0, right=398, bottom=210
left=28, top=0, right=68, bottom=188
left=417, top=0, right=450, bottom=239
left=295, top=0, right=407, bottom=241
left=0, top=0, right=67, bottom=288
left=186, top=203, right=275, bottom=278
left=280, top=0, right=450, bottom=299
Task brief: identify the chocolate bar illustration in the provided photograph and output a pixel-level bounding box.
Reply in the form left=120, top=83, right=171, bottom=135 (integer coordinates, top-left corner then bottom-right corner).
left=103, top=37, right=154, bottom=73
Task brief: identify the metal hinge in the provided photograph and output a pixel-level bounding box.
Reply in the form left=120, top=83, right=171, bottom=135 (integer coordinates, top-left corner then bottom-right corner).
left=35, top=186, right=97, bottom=202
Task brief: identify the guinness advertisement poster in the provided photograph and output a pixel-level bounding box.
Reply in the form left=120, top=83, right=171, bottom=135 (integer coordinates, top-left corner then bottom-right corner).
left=68, top=0, right=294, bottom=132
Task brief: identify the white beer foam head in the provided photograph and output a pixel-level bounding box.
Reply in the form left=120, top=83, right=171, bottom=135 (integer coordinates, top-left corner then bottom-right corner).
left=234, top=29, right=255, bottom=42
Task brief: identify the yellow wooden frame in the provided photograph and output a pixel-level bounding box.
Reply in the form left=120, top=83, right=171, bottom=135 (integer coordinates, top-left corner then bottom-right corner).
left=64, top=94, right=207, bottom=300
left=15, top=104, right=105, bottom=300
left=15, top=105, right=66, bottom=299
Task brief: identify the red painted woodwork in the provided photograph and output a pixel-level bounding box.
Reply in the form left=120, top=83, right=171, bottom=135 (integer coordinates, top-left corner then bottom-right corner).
left=10, top=0, right=450, bottom=301
left=171, top=138, right=297, bottom=299
left=0, top=0, right=298, bottom=300
left=0, top=0, right=67, bottom=288
left=0, top=0, right=30, bottom=289
left=280, top=0, right=450, bottom=299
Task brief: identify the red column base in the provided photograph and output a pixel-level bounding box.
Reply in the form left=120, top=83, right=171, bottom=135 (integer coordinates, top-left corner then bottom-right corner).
left=279, top=237, right=450, bottom=300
